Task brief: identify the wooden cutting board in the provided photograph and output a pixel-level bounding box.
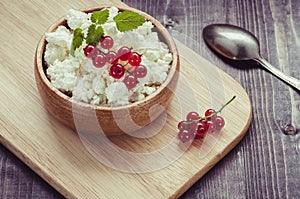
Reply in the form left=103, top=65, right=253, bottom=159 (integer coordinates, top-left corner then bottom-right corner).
left=0, top=0, right=252, bottom=198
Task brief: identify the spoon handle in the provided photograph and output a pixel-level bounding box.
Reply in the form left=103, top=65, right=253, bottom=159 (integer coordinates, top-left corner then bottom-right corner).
left=255, top=57, right=300, bottom=91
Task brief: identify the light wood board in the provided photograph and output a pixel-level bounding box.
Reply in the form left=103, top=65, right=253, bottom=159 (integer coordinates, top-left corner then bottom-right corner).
left=0, top=0, right=252, bottom=198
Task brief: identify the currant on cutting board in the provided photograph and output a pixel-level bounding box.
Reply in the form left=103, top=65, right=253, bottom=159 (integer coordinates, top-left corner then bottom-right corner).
left=177, top=96, right=236, bottom=143
left=83, top=36, right=146, bottom=89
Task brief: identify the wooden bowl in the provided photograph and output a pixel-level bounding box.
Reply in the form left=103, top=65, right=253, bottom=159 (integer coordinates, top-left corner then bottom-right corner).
left=34, top=6, right=179, bottom=136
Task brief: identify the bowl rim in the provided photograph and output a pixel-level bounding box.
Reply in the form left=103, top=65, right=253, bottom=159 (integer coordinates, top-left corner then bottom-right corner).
left=35, top=5, right=179, bottom=111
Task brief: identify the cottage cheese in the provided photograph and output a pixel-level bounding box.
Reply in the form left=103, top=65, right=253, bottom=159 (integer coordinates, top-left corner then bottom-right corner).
left=45, top=7, right=172, bottom=106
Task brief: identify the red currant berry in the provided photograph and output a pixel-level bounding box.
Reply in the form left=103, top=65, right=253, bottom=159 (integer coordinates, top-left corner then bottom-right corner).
left=215, top=116, right=225, bottom=130
left=117, top=46, right=131, bottom=61
left=133, top=65, right=147, bottom=78
left=92, top=53, right=106, bottom=68
left=195, top=121, right=208, bottom=139
left=106, top=51, right=118, bottom=64
left=100, top=36, right=114, bottom=49
left=206, top=120, right=216, bottom=132
left=186, top=111, right=199, bottom=121
left=84, top=44, right=96, bottom=58
left=187, top=121, right=197, bottom=133
left=178, top=130, right=194, bottom=143
left=177, top=138, right=193, bottom=150
left=110, top=64, right=125, bottom=79
left=205, top=109, right=217, bottom=121
left=178, top=121, right=188, bottom=131
left=128, top=52, right=142, bottom=66
left=123, top=75, right=137, bottom=89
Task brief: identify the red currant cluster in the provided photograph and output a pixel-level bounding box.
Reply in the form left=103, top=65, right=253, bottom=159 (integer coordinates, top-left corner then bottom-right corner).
left=177, top=96, right=236, bottom=143
left=83, top=36, right=147, bottom=89
left=177, top=109, right=225, bottom=143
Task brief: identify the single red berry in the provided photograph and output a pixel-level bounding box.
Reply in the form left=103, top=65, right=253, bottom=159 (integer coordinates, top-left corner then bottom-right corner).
left=215, top=116, right=225, bottom=130
left=186, top=111, right=199, bottom=121
left=177, top=138, right=193, bottom=150
left=178, top=129, right=194, bottom=143
left=92, top=48, right=101, bottom=58
left=84, top=44, right=97, bottom=58
left=128, top=52, right=142, bottom=66
left=123, top=74, right=137, bottom=89
left=92, top=53, right=106, bottom=68
left=100, top=36, right=114, bottom=49
left=106, top=51, right=118, bottom=64
left=110, top=64, right=125, bottom=79
left=195, top=121, right=208, bottom=139
left=133, top=65, right=147, bottom=78
left=205, top=109, right=217, bottom=121
left=117, top=46, right=131, bottom=61
left=187, top=121, right=198, bottom=134
left=178, top=121, right=188, bottom=131
left=206, top=120, right=216, bottom=132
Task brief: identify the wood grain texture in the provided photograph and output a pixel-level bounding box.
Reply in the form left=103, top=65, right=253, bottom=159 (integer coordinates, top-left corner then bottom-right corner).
left=0, top=0, right=299, bottom=199
left=0, top=0, right=251, bottom=196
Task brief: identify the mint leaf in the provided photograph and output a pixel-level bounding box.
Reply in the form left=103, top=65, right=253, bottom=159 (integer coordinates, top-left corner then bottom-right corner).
left=70, top=28, right=84, bottom=56
left=86, top=24, right=104, bottom=45
left=113, top=11, right=146, bottom=32
left=91, top=9, right=109, bottom=25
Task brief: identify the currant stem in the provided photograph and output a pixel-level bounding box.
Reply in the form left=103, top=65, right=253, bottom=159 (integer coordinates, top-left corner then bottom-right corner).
left=200, top=95, right=236, bottom=121
left=217, top=95, right=236, bottom=114
left=183, top=95, right=236, bottom=124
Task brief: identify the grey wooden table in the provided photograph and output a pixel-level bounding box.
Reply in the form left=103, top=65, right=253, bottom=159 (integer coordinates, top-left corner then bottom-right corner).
left=1, top=0, right=299, bottom=198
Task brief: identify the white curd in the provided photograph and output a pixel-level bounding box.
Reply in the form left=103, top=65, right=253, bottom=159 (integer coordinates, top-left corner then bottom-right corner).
left=45, top=7, right=172, bottom=106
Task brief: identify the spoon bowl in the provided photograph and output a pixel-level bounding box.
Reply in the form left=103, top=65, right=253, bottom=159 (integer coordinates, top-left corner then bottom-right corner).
left=203, top=23, right=300, bottom=91
left=203, top=24, right=260, bottom=60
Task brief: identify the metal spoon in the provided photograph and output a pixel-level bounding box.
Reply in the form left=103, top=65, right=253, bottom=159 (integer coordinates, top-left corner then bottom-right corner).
left=202, top=24, right=300, bottom=91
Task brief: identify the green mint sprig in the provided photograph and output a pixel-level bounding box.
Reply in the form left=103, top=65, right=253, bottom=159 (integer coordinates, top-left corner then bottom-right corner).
left=70, top=9, right=146, bottom=56
left=86, top=24, right=104, bottom=45
left=91, top=9, right=109, bottom=24
left=113, top=11, right=146, bottom=32
left=70, top=28, right=84, bottom=56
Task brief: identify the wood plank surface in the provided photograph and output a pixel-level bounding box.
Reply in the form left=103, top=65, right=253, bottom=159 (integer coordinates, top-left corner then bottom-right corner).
left=0, top=0, right=299, bottom=199
left=0, top=0, right=252, bottom=197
